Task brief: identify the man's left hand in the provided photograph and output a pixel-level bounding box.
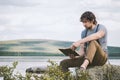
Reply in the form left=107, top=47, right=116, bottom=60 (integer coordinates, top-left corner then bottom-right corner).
left=73, top=41, right=81, bottom=48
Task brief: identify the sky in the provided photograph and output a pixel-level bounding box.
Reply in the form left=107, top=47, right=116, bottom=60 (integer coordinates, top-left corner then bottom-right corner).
left=0, top=0, right=120, bottom=47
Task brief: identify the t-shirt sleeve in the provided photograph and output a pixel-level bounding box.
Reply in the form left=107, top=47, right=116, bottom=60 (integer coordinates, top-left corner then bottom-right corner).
left=98, top=25, right=107, bottom=33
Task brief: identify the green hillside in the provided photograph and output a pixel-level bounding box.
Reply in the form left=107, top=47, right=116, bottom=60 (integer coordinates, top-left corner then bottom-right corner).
left=0, top=39, right=71, bottom=56
left=0, top=39, right=120, bottom=58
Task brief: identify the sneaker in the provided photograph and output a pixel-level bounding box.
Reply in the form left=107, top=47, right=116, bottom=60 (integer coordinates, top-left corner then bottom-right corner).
left=80, top=67, right=86, bottom=70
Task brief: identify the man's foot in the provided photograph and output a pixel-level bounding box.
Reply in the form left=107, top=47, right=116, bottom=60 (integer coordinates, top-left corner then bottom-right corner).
left=80, top=66, right=86, bottom=70
left=75, top=67, right=86, bottom=79
left=75, top=66, right=86, bottom=75
left=80, top=59, right=89, bottom=70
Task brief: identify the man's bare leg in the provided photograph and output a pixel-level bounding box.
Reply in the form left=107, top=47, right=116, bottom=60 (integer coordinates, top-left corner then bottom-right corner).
left=80, top=59, right=89, bottom=69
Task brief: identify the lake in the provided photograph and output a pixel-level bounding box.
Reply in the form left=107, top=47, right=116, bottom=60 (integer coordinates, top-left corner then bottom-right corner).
left=0, top=56, right=120, bottom=76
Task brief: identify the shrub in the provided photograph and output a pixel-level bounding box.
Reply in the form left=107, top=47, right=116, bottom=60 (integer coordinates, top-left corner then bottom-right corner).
left=0, top=61, right=18, bottom=80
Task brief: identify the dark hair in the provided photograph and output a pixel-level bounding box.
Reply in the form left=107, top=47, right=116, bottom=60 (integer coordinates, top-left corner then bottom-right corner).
left=80, top=11, right=97, bottom=24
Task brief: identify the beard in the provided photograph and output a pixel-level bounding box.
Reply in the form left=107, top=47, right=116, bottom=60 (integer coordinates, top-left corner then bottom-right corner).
left=85, top=25, right=92, bottom=29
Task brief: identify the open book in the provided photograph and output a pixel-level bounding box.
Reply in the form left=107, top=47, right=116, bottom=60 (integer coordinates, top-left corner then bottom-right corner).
left=59, top=48, right=79, bottom=56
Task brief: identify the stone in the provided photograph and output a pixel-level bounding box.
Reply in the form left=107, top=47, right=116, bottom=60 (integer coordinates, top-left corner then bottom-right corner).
left=76, top=64, right=120, bottom=80
left=26, top=66, right=47, bottom=74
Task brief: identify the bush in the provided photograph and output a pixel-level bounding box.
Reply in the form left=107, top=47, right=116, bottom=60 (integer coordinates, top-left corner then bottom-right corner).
left=40, top=60, right=74, bottom=80
left=0, top=60, right=103, bottom=80
left=0, top=61, right=73, bottom=80
left=0, top=61, right=18, bottom=80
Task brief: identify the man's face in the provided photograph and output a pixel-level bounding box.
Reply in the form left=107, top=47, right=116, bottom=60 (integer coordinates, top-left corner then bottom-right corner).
left=82, top=20, right=93, bottom=29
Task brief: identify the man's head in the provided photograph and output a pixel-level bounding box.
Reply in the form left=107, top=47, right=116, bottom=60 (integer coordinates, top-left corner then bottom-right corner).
left=80, top=11, right=97, bottom=29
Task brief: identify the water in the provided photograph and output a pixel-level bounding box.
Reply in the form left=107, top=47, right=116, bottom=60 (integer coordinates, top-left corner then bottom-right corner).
left=0, top=56, right=68, bottom=75
left=0, top=56, right=120, bottom=76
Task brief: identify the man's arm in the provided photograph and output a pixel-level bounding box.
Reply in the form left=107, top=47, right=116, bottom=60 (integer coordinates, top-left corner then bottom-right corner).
left=73, top=30, right=105, bottom=47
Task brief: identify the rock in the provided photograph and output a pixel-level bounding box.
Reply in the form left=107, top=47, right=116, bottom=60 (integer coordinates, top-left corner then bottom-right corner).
left=26, top=66, right=47, bottom=74
left=26, top=64, right=120, bottom=80
left=76, top=64, right=120, bottom=80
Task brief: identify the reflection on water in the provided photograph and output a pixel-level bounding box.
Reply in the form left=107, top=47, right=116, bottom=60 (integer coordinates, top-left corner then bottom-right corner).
left=0, top=56, right=68, bottom=62
left=0, top=56, right=120, bottom=75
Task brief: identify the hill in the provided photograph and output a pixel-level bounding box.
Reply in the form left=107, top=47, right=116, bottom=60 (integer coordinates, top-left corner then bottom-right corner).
left=0, top=39, right=120, bottom=58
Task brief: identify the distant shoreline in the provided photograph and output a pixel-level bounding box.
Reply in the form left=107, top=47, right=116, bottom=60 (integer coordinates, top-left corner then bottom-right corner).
left=0, top=39, right=120, bottom=57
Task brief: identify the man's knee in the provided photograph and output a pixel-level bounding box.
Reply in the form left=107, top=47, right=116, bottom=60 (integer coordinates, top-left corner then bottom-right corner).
left=89, top=40, right=99, bottom=45
left=60, top=59, right=68, bottom=67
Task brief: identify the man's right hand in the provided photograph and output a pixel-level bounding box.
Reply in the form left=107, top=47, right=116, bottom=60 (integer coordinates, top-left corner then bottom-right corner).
left=68, top=54, right=75, bottom=59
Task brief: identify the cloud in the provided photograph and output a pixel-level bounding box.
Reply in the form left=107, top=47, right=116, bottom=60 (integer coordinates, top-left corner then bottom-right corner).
left=0, top=0, right=41, bottom=7
left=0, top=0, right=120, bottom=47
left=78, top=0, right=120, bottom=14
left=0, top=18, right=9, bottom=25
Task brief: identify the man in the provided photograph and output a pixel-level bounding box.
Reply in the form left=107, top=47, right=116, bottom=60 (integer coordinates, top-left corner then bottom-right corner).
left=60, top=11, right=108, bottom=72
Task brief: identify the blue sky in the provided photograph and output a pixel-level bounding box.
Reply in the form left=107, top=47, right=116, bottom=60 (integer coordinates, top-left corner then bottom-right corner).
left=0, top=0, right=120, bottom=47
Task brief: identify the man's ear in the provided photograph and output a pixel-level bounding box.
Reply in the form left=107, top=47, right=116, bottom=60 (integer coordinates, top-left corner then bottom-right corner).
left=89, top=19, right=94, bottom=23
left=92, top=19, right=94, bottom=23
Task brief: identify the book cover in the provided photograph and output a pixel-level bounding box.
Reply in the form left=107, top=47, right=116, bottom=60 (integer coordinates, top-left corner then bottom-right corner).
left=59, top=48, right=79, bottom=56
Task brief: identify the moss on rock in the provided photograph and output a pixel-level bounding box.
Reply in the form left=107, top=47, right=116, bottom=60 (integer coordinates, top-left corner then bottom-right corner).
left=76, top=64, right=120, bottom=80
